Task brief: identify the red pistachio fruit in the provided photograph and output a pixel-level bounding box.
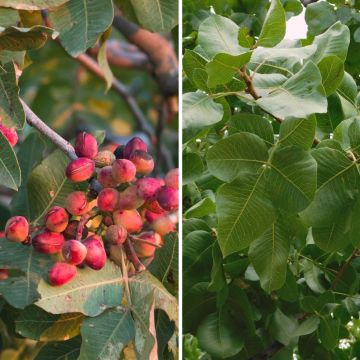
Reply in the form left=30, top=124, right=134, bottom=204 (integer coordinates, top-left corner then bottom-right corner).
left=0, top=123, right=18, bottom=147
left=98, top=166, right=119, bottom=188
left=5, top=216, right=29, bottom=243
left=144, top=199, right=165, bottom=214
left=65, top=191, right=89, bottom=216
left=62, top=240, right=87, bottom=265
left=66, top=158, right=95, bottom=182
left=136, top=178, right=162, bottom=201
left=152, top=215, right=176, bottom=236
left=97, top=188, right=119, bottom=212
left=33, top=230, right=65, bottom=254
left=165, top=168, right=179, bottom=190
left=134, top=231, right=163, bottom=258
left=48, top=262, right=77, bottom=286
left=113, top=209, right=143, bottom=233
left=118, top=185, right=144, bottom=210
left=144, top=209, right=167, bottom=223
left=129, top=150, right=154, bottom=175
left=75, top=132, right=98, bottom=159
left=112, top=159, right=136, bottom=183
left=157, top=186, right=179, bottom=211
left=106, top=224, right=128, bottom=245
left=123, top=137, right=147, bottom=159
left=0, top=269, right=9, bottom=280
left=84, top=236, right=106, bottom=270
left=44, top=206, right=69, bottom=233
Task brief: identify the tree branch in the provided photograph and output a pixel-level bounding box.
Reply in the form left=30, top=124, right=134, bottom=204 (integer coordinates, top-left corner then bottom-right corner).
left=238, top=67, right=321, bottom=145
left=250, top=341, right=284, bottom=360
left=300, top=0, right=319, bottom=6
left=331, top=248, right=359, bottom=290
left=76, top=53, right=154, bottom=140
left=21, top=100, right=77, bottom=160
left=112, top=11, right=178, bottom=97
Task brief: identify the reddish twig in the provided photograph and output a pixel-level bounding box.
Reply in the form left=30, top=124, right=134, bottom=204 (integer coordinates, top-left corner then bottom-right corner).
left=131, top=236, right=161, bottom=248
left=123, top=238, right=145, bottom=272
left=76, top=214, right=91, bottom=241
left=331, top=248, right=359, bottom=290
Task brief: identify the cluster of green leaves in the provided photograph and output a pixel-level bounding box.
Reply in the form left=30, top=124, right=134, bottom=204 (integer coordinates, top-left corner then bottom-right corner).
left=0, top=1, right=178, bottom=359
left=183, top=0, right=360, bottom=359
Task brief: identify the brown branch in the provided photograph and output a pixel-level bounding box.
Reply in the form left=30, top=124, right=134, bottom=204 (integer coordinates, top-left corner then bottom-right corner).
left=250, top=342, right=284, bottom=360
left=238, top=67, right=321, bottom=145
left=123, top=238, right=146, bottom=272
left=331, top=248, right=359, bottom=290
left=113, top=11, right=178, bottom=97
left=76, top=53, right=154, bottom=140
left=88, top=40, right=152, bottom=71
left=21, top=100, right=77, bottom=160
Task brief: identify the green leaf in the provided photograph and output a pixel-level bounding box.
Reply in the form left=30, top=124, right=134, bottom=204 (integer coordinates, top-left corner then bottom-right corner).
left=197, top=310, right=244, bottom=358
left=97, top=27, right=113, bottom=92
left=277, top=269, right=299, bottom=302
left=316, top=93, right=344, bottom=135
left=36, top=261, right=123, bottom=317
left=249, top=218, right=290, bottom=292
left=131, top=291, right=156, bottom=359
left=197, top=15, right=244, bottom=58
left=206, top=133, right=269, bottom=182
left=79, top=309, right=134, bottom=360
left=227, top=113, right=274, bottom=146
left=305, top=1, right=337, bottom=36
left=0, top=132, right=21, bottom=191
left=279, top=116, right=316, bottom=150
left=148, top=232, right=178, bottom=290
left=183, top=231, right=214, bottom=287
left=183, top=92, right=224, bottom=130
left=311, top=22, right=350, bottom=63
left=0, top=62, right=25, bottom=129
left=11, top=132, right=46, bottom=217
left=184, top=197, right=216, bottom=218
left=128, top=0, right=178, bottom=32
left=183, top=283, right=216, bottom=332
left=301, top=148, right=358, bottom=227
left=49, top=0, right=114, bottom=57
left=26, top=148, right=85, bottom=224
left=217, top=172, right=276, bottom=256
left=183, top=152, right=204, bottom=185
left=16, top=305, right=83, bottom=341
left=318, top=56, right=344, bottom=96
left=208, top=242, right=226, bottom=292
left=128, top=271, right=178, bottom=325
left=257, top=0, right=286, bottom=47
left=318, top=316, right=340, bottom=350
left=0, top=240, right=53, bottom=308
left=0, top=0, right=70, bottom=10
left=269, top=308, right=298, bottom=346
left=337, top=71, right=357, bottom=104
left=0, top=25, right=56, bottom=51
left=34, top=336, right=81, bottom=360
left=205, top=52, right=252, bottom=87
left=267, top=145, right=317, bottom=213
left=256, top=61, right=327, bottom=119
left=183, top=49, right=207, bottom=85
left=294, top=316, right=320, bottom=337
left=312, top=212, right=351, bottom=253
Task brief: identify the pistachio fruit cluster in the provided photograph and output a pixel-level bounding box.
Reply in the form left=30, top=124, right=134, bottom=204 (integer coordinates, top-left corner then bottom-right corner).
left=1, top=133, right=178, bottom=286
